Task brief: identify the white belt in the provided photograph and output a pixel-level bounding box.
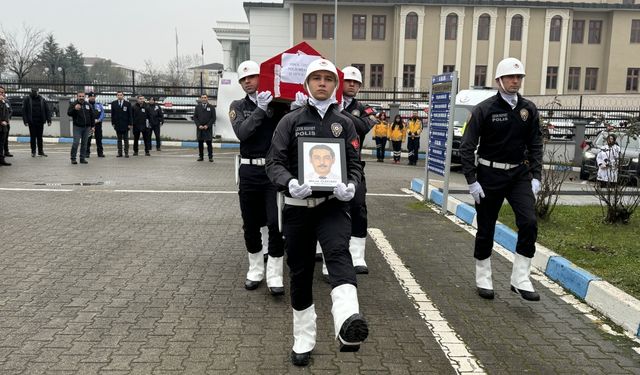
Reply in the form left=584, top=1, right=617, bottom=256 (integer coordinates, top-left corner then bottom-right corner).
left=478, top=157, right=521, bottom=170
left=240, top=158, right=266, bottom=166
left=284, top=195, right=335, bottom=208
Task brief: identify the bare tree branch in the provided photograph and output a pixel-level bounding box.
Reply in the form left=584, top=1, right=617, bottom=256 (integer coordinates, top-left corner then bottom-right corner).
left=1, top=24, right=45, bottom=83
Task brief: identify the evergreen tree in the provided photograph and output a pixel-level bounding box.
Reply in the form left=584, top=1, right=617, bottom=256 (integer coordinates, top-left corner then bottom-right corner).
left=63, top=44, right=88, bottom=82
left=37, top=34, right=64, bottom=79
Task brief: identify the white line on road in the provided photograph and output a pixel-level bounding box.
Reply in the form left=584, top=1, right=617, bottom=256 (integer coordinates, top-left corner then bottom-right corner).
left=368, top=227, right=486, bottom=374
left=0, top=188, right=73, bottom=192
left=113, top=190, right=237, bottom=194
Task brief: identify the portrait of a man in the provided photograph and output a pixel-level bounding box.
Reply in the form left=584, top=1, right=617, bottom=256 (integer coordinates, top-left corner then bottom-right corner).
left=299, top=138, right=346, bottom=190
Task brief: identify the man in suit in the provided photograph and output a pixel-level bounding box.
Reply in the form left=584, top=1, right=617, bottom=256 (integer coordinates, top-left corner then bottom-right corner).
left=110, top=91, right=133, bottom=157
left=193, top=94, right=216, bottom=162
left=0, top=86, right=11, bottom=166
left=0, top=86, right=13, bottom=159
left=22, top=88, right=52, bottom=157
left=148, top=97, right=164, bottom=151
left=131, top=95, right=152, bottom=156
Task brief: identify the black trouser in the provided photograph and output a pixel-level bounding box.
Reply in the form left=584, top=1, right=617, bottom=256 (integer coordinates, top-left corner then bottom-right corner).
left=133, top=128, right=151, bottom=153
left=0, top=127, right=6, bottom=158
left=3, top=124, right=9, bottom=154
left=116, top=131, right=129, bottom=155
left=350, top=171, right=367, bottom=238
left=407, top=136, right=420, bottom=164
left=283, top=199, right=356, bottom=310
left=87, top=123, right=103, bottom=156
left=238, top=179, right=284, bottom=257
left=375, top=137, right=387, bottom=160
left=391, top=141, right=402, bottom=162
left=151, top=126, right=161, bottom=149
left=198, top=140, right=212, bottom=158
left=474, top=164, right=537, bottom=260
left=28, top=122, right=45, bottom=154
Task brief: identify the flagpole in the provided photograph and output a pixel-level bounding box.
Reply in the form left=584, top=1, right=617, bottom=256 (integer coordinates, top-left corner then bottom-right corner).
left=334, top=0, right=338, bottom=64
left=175, top=27, right=180, bottom=77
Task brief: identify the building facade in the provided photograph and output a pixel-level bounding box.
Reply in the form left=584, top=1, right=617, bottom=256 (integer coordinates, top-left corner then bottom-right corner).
left=243, top=0, right=640, bottom=95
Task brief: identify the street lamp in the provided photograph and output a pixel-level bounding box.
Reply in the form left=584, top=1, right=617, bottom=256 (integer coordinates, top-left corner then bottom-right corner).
left=57, top=66, right=66, bottom=95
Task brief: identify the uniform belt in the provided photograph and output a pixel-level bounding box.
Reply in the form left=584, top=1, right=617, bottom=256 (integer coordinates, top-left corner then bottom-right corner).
left=240, top=158, right=266, bottom=166
left=477, top=157, right=521, bottom=170
left=284, top=195, right=335, bottom=208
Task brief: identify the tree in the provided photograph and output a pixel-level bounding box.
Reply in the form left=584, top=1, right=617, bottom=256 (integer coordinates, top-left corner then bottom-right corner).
left=1, top=24, right=45, bottom=83
left=166, top=54, right=201, bottom=89
left=140, top=59, right=166, bottom=86
left=63, top=44, right=88, bottom=82
left=37, top=34, right=64, bottom=79
left=88, top=58, right=127, bottom=83
left=0, top=37, right=7, bottom=76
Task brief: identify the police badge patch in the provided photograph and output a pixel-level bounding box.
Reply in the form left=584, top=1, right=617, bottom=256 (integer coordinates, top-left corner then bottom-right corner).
left=520, top=109, right=529, bottom=122
left=330, top=123, right=343, bottom=137
left=351, top=109, right=361, bottom=117
left=229, top=109, right=236, bottom=121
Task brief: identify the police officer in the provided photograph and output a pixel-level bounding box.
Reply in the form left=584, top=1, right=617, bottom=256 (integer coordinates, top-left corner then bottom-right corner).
left=111, top=91, right=133, bottom=157
left=266, top=59, right=369, bottom=367
left=0, top=87, right=11, bottom=166
left=148, top=97, right=164, bottom=151
left=86, top=92, right=105, bottom=158
left=0, top=86, right=12, bottom=159
left=67, top=91, right=96, bottom=164
left=406, top=111, right=422, bottom=165
left=230, top=60, right=287, bottom=296
left=460, top=57, right=543, bottom=301
left=132, top=95, right=152, bottom=156
left=193, top=94, right=216, bottom=162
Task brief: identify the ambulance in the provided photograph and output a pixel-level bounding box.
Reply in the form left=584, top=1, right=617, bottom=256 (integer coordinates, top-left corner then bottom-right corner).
left=450, top=88, right=497, bottom=163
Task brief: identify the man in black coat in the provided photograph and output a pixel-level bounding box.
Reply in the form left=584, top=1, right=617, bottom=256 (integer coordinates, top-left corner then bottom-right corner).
left=148, top=97, right=164, bottom=151
left=0, top=86, right=11, bottom=166
left=67, top=91, right=96, bottom=164
left=131, top=95, right=152, bottom=156
left=22, top=88, right=52, bottom=157
left=110, top=91, right=133, bottom=157
left=193, top=94, right=216, bottom=162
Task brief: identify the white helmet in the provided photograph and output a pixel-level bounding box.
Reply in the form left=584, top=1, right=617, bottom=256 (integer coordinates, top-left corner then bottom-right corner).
left=237, top=60, right=260, bottom=82
left=342, top=66, right=362, bottom=84
left=304, top=58, right=338, bottom=83
left=494, top=57, right=526, bottom=79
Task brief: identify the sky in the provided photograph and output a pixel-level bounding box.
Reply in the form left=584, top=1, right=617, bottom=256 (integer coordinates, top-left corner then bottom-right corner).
left=0, top=0, right=281, bottom=71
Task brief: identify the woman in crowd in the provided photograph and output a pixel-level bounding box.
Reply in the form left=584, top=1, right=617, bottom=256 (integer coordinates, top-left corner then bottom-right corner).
left=388, top=114, right=406, bottom=164
left=373, top=112, right=390, bottom=162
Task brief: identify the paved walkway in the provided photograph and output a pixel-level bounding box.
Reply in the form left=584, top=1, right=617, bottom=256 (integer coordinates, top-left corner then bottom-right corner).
left=0, top=143, right=638, bottom=374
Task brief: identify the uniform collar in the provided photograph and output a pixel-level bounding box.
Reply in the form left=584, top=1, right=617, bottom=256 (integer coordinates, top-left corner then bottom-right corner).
left=499, top=92, right=519, bottom=109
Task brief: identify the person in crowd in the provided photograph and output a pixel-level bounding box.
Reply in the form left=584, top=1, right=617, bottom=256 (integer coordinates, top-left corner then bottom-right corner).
left=388, top=114, right=406, bottom=164
left=406, top=111, right=423, bottom=165
left=0, top=87, right=11, bottom=166
left=373, top=112, right=390, bottom=162
left=86, top=92, right=105, bottom=158
left=0, top=86, right=13, bottom=158
left=67, top=91, right=95, bottom=164
left=148, top=97, right=164, bottom=151
left=22, top=88, right=52, bottom=157
left=193, top=94, right=216, bottom=162
left=131, top=95, right=152, bottom=156
left=110, top=91, right=133, bottom=157
left=596, top=133, right=621, bottom=188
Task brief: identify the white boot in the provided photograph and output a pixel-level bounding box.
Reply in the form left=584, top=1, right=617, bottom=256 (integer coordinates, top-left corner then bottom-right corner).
left=292, top=305, right=316, bottom=366
left=510, top=254, right=540, bottom=301
left=349, top=236, right=368, bottom=274
left=266, top=255, right=284, bottom=295
left=475, top=258, right=494, bottom=299
left=321, top=256, right=329, bottom=277
left=315, top=241, right=323, bottom=261
left=330, top=284, right=368, bottom=352
left=245, top=252, right=265, bottom=290
left=260, top=226, right=268, bottom=258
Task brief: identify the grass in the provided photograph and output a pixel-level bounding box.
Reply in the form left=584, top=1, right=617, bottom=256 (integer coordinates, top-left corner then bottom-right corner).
left=498, top=205, right=640, bottom=300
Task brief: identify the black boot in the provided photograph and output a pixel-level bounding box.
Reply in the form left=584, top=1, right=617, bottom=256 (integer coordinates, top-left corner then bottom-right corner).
left=0, top=158, right=11, bottom=166
left=291, top=351, right=311, bottom=366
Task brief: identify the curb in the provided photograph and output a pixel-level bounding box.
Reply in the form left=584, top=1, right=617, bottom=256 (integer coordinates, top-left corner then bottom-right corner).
left=9, top=136, right=240, bottom=149
left=410, top=177, right=640, bottom=338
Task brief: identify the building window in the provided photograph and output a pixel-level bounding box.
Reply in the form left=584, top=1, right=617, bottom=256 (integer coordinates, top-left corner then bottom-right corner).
left=627, top=68, right=640, bottom=91
left=352, top=64, right=365, bottom=81
left=631, top=20, right=640, bottom=43
left=352, top=15, right=367, bottom=40
left=588, top=20, right=602, bottom=44
left=370, top=64, right=384, bottom=88
left=445, top=14, right=458, bottom=40
left=546, top=67, right=558, bottom=89
left=322, top=14, right=334, bottom=40
left=443, top=65, right=455, bottom=73
left=303, top=13, right=317, bottom=39
left=572, top=20, right=585, bottom=43
left=585, top=68, right=598, bottom=91
left=474, top=65, right=487, bottom=86
left=372, top=15, right=386, bottom=40
left=405, top=12, right=418, bottom=39
left=510, top=15, right=523, bottom=41
left=568, top=67, right=581, bottom=91
left=549, top=16, right=562, bottom=41
left=403, top=65, right=415, bottom=87
left=478, top=14, right=490, bottom=40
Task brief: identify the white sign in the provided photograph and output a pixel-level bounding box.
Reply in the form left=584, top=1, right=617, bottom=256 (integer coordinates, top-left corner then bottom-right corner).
left=280, top=53, right=320, bottom=84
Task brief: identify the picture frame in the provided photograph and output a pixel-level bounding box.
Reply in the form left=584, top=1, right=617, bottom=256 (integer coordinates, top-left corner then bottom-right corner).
left=298, top=137, right=347, bottom=191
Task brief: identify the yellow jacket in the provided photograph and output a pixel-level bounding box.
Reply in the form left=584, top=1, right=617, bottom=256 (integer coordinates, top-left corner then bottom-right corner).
left=373, top=121, right=390, bottom=138
left=407, top=118, right=423, bottom=138
left=388, top=123, right=406, bottom=142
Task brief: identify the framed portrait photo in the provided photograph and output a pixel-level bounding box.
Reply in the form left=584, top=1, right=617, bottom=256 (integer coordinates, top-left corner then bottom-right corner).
left=298, top=137, right=347, bottom=191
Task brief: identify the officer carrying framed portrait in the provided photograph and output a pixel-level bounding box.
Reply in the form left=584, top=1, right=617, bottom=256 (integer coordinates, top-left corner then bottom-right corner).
left=298, top=137, right=347, bottom=191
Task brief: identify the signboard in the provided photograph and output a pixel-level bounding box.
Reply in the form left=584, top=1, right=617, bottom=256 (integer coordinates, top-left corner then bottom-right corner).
left=423, top=72, right=458, bottom=215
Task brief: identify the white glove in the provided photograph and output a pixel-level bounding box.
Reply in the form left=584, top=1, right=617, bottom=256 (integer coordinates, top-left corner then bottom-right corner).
left=468, top=181, right=485, bottom=204
left=290, top=91, right=308, bottom=110
left=288, top=179, right=312, bottom=199
left=333, top=182, right=356, bottom=202
left=256, top=91, right=273, bottom=112
left=531, top=178, right=541, bottom=195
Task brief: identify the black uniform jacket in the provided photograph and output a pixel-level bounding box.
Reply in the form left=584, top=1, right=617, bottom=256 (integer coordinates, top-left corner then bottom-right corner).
left=230, top=95, right=289, bottom=188
left=22, top=95, right=51, bottom=125
left=343, top=98, right=377, bottom=161
left=132, top=103, right=151, bottom=131
left=193, top=103, right=216, bottom=141
left=0, top=99, right=10, bottom=131
left=266, top=103, right=363, bottom=198
left=110, top=100, right=133, bottom=132
left=149, top=104, right=164, bottom=128
left=460, top=93, right=543, bottom=184
left=67, top=100, right=95, bottom=127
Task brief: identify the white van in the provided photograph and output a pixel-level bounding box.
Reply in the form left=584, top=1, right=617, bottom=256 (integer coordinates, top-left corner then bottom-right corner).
left=450, top=88, right=497, bottom=163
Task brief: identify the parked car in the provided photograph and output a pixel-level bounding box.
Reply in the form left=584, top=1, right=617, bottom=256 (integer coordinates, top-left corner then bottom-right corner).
left=450, top=88, right=496, bottom=163
left=161, top=96, right=198, bottom=120
left=6, top=88, right=60, bottom=118
left=579, top=130, right=640, bottom=186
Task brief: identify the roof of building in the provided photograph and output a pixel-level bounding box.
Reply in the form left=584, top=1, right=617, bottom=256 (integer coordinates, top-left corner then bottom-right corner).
left=280, top=0, right=640, bottom=10
left=189, top=62, right=225, bottom=71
